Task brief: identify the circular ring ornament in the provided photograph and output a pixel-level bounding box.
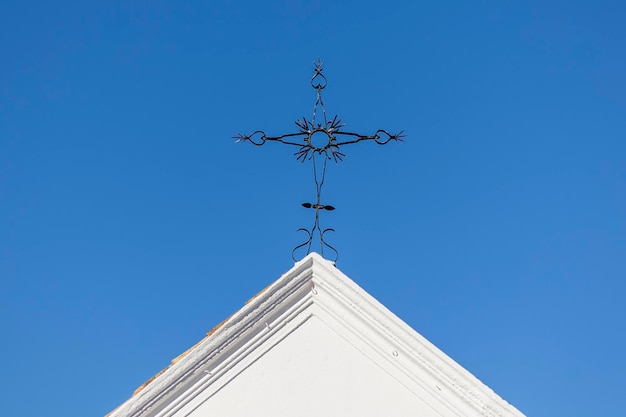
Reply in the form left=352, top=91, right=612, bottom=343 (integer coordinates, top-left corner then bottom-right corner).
left=307, top=128, right=334, bottom=151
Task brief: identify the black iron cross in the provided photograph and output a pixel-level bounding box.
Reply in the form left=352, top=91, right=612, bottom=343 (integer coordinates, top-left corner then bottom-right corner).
left=235, top=60, right=404, bottom=262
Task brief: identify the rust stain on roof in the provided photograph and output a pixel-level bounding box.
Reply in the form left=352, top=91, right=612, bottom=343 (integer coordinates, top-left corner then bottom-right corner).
left=246, top=282, right=271, bottom=305
left=125, top=282, right=273, bottom=401
left=131, top=317, right=230, bottom=396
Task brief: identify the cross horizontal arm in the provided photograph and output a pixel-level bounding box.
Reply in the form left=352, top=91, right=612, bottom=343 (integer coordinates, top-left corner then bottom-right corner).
left=334, top=129, right=405, bottom=146
left=234, top=130, right=308, bottom=147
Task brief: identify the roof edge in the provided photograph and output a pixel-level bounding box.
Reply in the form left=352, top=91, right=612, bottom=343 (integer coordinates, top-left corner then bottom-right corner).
left=108, top=253, right=323, bottom=417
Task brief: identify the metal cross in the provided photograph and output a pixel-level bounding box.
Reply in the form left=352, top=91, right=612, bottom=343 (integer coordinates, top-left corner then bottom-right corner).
left=235, top=60, right=404, bottom=262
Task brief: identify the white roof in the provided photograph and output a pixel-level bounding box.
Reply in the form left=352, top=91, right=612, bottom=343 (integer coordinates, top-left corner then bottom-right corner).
left=107, top=252, right=525, bottom=417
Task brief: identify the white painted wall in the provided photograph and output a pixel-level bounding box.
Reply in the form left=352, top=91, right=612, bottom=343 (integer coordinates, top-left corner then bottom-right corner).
left=190, top=316, right=444, bottom=417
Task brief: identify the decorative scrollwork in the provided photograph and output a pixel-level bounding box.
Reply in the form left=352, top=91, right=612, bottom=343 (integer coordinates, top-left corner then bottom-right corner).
left=236, top=60, right=404, bottom=263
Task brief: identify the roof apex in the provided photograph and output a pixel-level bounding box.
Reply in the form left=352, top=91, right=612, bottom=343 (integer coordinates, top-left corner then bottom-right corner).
left=107, top=253, right=524, bottom=417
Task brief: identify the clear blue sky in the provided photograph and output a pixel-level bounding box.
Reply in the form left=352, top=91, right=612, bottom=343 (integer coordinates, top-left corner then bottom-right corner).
left=1, top=1, right=624, bottom=416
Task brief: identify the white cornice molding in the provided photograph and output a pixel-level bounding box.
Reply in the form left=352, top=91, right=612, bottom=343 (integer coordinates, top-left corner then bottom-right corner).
left=107, top=253, right=524, bottom=417
left=307, top=254, right=523, bottom=417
